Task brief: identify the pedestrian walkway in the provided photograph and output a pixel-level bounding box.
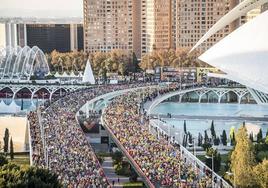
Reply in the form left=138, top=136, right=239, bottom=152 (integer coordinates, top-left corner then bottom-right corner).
left=102, top=157, right=130, bottom=187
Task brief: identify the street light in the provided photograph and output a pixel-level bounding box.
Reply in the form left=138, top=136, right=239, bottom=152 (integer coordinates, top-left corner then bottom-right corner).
left=205, top=154, right=214, bottom=188
left=226, top=171, right=235, bottom=188
left=175, top=131, right=180, bottom=145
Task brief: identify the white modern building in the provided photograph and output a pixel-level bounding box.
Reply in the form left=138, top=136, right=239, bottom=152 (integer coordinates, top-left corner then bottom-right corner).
left=0, top=46, right=50, bottom=81
left=196, top=0, right=268, bottom=104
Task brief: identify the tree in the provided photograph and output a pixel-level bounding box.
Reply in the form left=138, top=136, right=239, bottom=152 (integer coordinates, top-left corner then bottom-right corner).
left=182, top=134, right=188, bottom=147
left=204, top=130, right=209, bottom=144
left=257, top=128, right=263, bottom=143
left=183, top=120, right=187, bottom=134
left=112, top=151, right=123, bottom=165
left=129, top=167, right=138, bottom=182
left=198, top=133, right=203, bottom=146
left=10, top=137, right=14, bottom=160
left=214, top=137, right=220, bottom=146
left=249, top=133, right=254, bottom=142
left=205, top=148, right=221, bottom=172
left=0, top=154, right=8, bottom=166
left=253, top=159, right=268, bottom=188
left=202, top=131, right=212, bottom=150
left=0, top=163, right=61, bottom=187
left=230, top=127, right=236, bottom=146
left=230, top=125, right=256, bottom=187
left=139, top=48, right=203, bottom=70
left=132, top=52, right=140, bottom=73
left=3, top=128, right=9, bottom=153
left=221, top=130, right=227, bottom=146
left=210, top=120, right=216, bottom=138
left=202, top=142, right=212, bottom=151
left=229, top=126, right=236, bottom=146
left=188, top=132, right=193, bottom=144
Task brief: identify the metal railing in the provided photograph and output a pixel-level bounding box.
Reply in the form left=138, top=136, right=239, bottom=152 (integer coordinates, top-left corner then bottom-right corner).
left=101, top=114, right=155, bottom=188
left=150, top=120, right=233, bottom=188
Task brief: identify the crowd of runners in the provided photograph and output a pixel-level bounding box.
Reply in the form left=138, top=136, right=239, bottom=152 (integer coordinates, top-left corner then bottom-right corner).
left=27, top=82, right=229, bottom=187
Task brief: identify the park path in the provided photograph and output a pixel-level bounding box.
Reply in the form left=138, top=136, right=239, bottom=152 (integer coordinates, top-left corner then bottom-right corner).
left=102, top=157, right=129, bottom=188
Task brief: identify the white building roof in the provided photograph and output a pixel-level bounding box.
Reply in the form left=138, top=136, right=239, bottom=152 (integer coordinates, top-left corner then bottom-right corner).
left=190, top=0, right=268, bottom=52
left=199, top=10, right=268, bottom=94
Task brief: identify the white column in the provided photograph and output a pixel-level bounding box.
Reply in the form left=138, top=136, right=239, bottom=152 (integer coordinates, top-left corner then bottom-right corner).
left=70, top=24, right=78, bottom=51
left=24, top=24, right=27, bottom=46
left=5, top=23, right=11, bottom=47
left=10, top=23, right=17, bottom=47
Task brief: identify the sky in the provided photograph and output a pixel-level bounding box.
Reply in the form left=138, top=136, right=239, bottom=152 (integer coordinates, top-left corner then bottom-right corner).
left=0, top=0, right=83, bottom=19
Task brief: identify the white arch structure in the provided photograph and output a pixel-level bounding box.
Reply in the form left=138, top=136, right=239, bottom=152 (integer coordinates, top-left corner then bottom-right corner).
left=190, top=0, right=268, bottom=52
left=0, top=46, right=50, bottom=80
left=0, top=83, right=89, bottom=100
left=147, top=87, right=250, bottom=114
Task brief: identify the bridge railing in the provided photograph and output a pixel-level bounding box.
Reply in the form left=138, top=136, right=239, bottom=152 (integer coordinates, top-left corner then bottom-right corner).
left=150, top=120, right=233, bottom=188
left=27, top=120, right=33, bottom=166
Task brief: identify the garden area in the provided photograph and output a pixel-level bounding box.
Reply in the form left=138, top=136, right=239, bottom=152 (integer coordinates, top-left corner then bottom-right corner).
left=196, top=124, right=268, bottom=188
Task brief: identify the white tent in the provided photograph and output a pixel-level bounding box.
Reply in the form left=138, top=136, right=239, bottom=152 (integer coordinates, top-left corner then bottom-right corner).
left=0, top=100, right=20, bottom=113
left=54, top=72, right=61, bottom=78
left=82, top=59, right=95, bottom=84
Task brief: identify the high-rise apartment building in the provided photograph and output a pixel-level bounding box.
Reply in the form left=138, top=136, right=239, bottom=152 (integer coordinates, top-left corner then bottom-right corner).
left=84, top=0, right=175, bottom=58
left=83, top=0, right=141, bottom=57
left=176, top=0, right=231, bottom=52
left=84, top=0, right=242, bottom=57
left=141, top=0, right=173, bottom=55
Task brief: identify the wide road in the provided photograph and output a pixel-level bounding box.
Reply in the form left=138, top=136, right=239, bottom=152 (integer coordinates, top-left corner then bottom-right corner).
left=149, top=114, right=268, bottom=122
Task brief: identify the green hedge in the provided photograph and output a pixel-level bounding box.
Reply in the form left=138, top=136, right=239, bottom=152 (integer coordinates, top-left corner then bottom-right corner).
left=123, top=182, right=145, bottom=188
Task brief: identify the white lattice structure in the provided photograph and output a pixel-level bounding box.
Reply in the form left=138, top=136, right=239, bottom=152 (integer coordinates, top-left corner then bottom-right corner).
left=0, top=46, right=50, bottom=80
left=0, top=83, right=89, bottom=100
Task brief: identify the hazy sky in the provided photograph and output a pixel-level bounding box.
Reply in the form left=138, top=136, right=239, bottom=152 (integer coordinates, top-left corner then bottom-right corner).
left=0, top=0, right=83, bottom=19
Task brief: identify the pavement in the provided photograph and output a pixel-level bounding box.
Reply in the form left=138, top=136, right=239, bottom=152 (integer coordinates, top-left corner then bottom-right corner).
left=150, top=114, right=268, bottom=122
left=102, top=157, right=130, bottom=188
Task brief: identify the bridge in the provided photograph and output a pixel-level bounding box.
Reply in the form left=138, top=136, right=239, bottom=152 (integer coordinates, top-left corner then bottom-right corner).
left=99, top=87, right=232, bottom=188
left=80, top=85, right=232, bottom=188
left=146, top=86, right=251, bottom=115
left=28, top=84, right=233, bottom=187
left=0, top=83, right=90, bottom=100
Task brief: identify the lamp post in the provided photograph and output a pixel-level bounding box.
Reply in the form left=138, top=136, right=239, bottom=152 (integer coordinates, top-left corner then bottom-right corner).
left=205, top=154, right=214, bottom=188
left=226, top=171, right=235, bottom=188
left=167, top=122, right=171, bottom=144
left=175, top=131, right=180, bottom=145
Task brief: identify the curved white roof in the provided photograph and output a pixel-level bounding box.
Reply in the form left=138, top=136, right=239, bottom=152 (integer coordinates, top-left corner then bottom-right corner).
left=191, top=0, right=268, bottom=52
left=0, top=46, right=50, bottom=80
left=199, top=10, right=268, bottom=94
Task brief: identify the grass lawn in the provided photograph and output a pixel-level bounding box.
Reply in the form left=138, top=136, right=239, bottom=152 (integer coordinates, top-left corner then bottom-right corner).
left=96, top=152, right=111, bottom=157
left=123, top=182, right=145, bottom=188
left=7, top=153, right=30, bottom=166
